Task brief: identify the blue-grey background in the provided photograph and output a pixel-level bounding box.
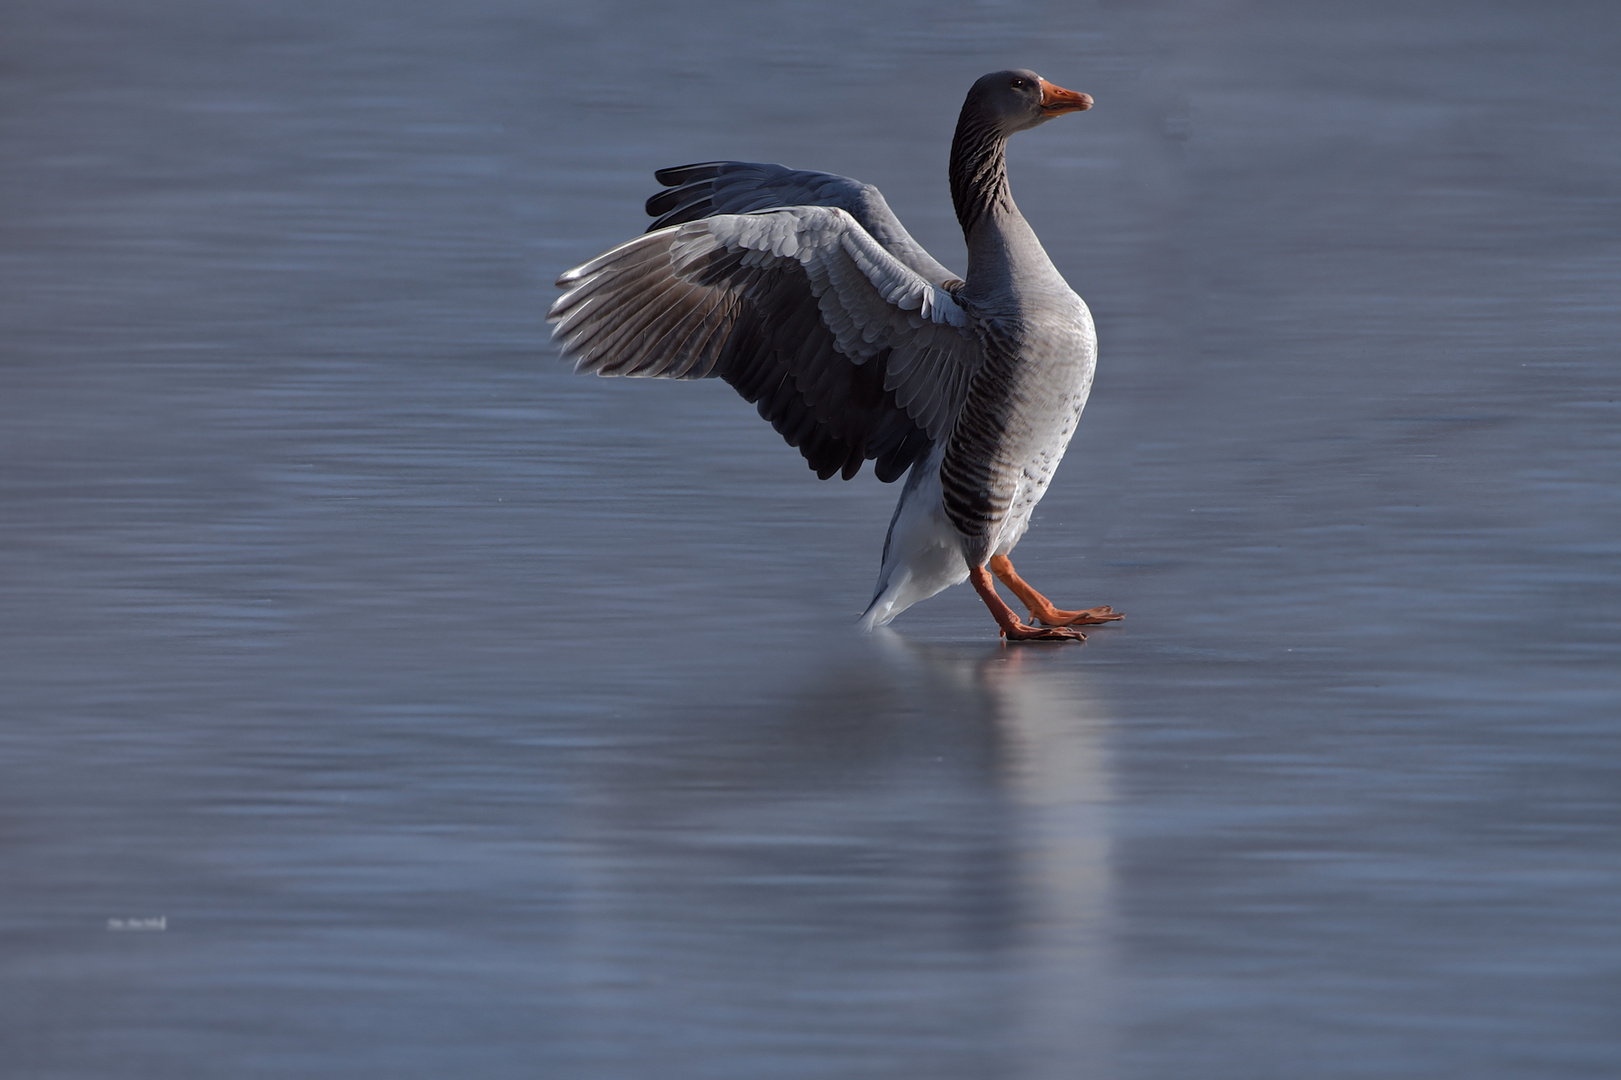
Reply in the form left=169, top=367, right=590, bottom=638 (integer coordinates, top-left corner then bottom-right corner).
left=3, top=1, right=1619, bottom=1076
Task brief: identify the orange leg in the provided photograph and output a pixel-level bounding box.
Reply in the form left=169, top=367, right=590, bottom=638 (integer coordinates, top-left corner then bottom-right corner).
left=988, top=554, right=1124, bottom=628
left=968, top=564, right=1086, bottom=642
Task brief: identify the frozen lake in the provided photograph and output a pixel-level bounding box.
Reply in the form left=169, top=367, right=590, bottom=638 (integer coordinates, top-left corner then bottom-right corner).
left=4, top=1, right=1619, bottom=1075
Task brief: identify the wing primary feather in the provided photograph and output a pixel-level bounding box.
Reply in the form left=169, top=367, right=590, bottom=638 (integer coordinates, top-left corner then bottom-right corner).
left=628, top=285, right=731, bottom=378
left=666, top=293, right=739, bottom=379
left=554, top=230, right=670, bottom=290
left=550, top=240, right=670, bottom=332
left=566, top=272, right=692, bottom=372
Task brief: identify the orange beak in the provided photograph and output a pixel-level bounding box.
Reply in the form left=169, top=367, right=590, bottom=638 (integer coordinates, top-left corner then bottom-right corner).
left=1039, top=78, right=1093, bottom=115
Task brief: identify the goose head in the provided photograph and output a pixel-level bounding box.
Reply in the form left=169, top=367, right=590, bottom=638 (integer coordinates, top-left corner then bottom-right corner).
left=963, top=69, right=1093, bottom=136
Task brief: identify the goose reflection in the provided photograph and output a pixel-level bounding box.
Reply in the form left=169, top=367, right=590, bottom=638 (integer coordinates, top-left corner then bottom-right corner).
left=560, top=634, right=1116, bottom=1074
left=871, top=631, right=1116, bottom=1069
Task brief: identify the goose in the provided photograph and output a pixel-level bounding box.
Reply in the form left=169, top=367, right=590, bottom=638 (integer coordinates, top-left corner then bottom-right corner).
left=548, top=69, right=1122, bottom=641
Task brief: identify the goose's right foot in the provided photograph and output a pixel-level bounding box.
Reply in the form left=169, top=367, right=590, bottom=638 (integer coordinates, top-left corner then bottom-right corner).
left=988, top=555, right=1124, bottom=627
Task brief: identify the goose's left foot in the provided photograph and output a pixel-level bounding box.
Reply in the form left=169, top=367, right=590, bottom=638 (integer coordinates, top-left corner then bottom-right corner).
left=988, top=555, right=1124, bottom=628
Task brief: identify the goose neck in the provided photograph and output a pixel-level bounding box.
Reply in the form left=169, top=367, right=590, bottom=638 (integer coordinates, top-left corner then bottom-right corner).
left=949, top=119, right=1013, bottom=238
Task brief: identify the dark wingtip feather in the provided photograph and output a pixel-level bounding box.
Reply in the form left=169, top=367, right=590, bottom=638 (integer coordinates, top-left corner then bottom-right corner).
left=646, top=190, right=717, bottom=233
left=652, top=162, right=727, bottom=188
left=645, top=184, right=693, bottom=218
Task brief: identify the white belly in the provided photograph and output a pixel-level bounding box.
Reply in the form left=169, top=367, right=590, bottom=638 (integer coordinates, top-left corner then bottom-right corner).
left=859, top=445, right=970, bottom=628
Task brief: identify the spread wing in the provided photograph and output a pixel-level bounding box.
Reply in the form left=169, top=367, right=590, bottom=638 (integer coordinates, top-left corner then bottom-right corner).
left=548, top=206, right=984, bottom=483
left=644, top=161, right=961, bottom=289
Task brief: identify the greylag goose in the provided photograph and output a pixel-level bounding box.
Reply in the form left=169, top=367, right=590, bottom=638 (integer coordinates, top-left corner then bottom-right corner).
left=549, top=69, right=1122, bottom=641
